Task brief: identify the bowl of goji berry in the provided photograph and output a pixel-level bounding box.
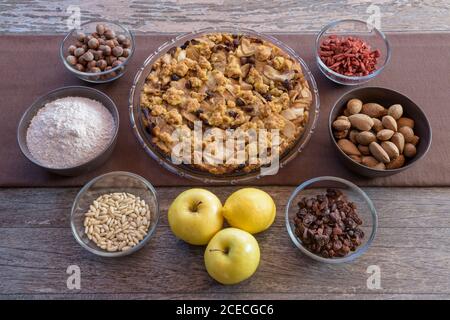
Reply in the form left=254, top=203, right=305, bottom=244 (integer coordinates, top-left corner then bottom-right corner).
left=316, top=19, right=391, bottom=85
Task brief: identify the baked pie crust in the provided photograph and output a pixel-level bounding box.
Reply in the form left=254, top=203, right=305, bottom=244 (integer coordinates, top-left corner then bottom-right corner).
left=140, top=33, right=312, bottom=175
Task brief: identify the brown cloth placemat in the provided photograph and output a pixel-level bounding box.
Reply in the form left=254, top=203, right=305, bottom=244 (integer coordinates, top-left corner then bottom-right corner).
left=1, top=33, right=449, bottom=187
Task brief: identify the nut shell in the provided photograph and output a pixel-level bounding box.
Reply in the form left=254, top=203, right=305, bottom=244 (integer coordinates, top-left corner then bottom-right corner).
left=369, top=142, right=390, bottom=163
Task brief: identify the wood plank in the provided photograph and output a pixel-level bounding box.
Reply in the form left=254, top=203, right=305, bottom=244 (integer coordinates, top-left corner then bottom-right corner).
left=1, top=0, right=449, bottom=34
left=1, top=293, right=450, bottom=300
left=1, top=187, right=450, bottom=228
left=0, top=186, right=449, bottom=297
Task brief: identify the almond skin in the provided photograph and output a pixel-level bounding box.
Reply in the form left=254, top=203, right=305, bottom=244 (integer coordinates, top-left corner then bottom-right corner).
left=404, top=143, right=417, bottom=158
left=372, top=118, right=383, bottom=132
left=337, top=139, right=361, bottom=156
left=356, top=131, right=377, bottom=146
left=398, top=126, right=414, bottom=143
left=397, top=117, right=415, bottom=129
left=391, top=132, right=405, bottom=154
left=332, top=119, right=351, bottom=131
left=381, top=141, right=400, bottom=159
left=347, top=99, right=363, bottom=115
left=410, top=135, right=420, bottom=146
left=388, top=104, right=403, bottom=120
left=376, top=129, right=395, bottom=141
left=349, top=130, right=359, bottom=144
left=348, top=114, right=374, bottom=131
left=369, top=141, right=390, bottom=163
left=382, top=115, right=398, bottom=132
left=373, top=162, right=386, bottom=170
left=362, top=156, right=379, bottom=167
left=386, top=154, right=405, bottom=169
left=361, top=103, right=387, bottom=118
left=358, top=144, right=371, bottom=156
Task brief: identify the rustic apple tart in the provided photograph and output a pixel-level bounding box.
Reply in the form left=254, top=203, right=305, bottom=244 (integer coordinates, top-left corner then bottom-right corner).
left=140, top=32, right=313, bottom=175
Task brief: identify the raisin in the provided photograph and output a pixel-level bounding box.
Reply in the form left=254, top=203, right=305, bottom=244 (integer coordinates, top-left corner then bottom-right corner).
left=171, top=74, right=180, bottom=81
left=236, top=97, right=245, bottom=106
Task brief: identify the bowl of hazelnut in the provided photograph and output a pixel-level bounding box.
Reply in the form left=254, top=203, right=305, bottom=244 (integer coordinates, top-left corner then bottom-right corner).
left=60, top=21, right=135, bottom=83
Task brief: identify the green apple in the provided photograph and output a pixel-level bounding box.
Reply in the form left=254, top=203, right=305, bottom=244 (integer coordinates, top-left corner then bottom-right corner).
left=204, top=228, right=260, bottom=285
left=168, top=188, right=223, bottom=245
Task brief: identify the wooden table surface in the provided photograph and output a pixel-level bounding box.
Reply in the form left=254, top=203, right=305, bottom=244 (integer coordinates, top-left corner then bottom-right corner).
left=1, top=0, right=450, bottom=300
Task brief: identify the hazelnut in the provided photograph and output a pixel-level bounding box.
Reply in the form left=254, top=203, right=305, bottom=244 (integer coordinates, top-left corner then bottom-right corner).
left=104, top=29, right=116, bottom=39
left=112, top=46, right=123, bottom=57
left=89, top=67, right=101, bottom=73
left=103, top=45, right=112, bottom=56
left=118, top=56, right=127, bottom=62
left=77, top=56, right=87, bottom=65
left=121, top=38, right=131, bottom=48
left=98, top=38, right=106, bottom=45
left=84, top=35, right=93, bottom=44
left=93, top=50, right=103, bottom=60
left=97, top=59, right=108, bottom=70
left=96, top=24, right=106, bottom=35
left=105, top=66, right=112, bottom=71
left=81, top=44, right=88, bottom=51
left=66, top=55, right=77, bottom=65
left=87, top=60, right=97, bottom=69
left=105, top=39, right=115, bottom=48
left=88, top=37, right=99, bottom=49
left=75, top=40, right=84, bottom=48
left=74, top=47, right=85, bottom=57
left=75, top=31, right=85, bottom=42
left=74, top=64, right=85, bottom=72
left=105, top=55, right=117, bottom=65
left=117, top=34, right=126, bottom=44
left=122, top=48, right=131, bottom=58
left=82, top=51, right=94, bottom=62
left=112, top=60, right=122, bottom=68
left=68, top=45, right=77, bottom=55
left=91, top=32, right=101, bottom=39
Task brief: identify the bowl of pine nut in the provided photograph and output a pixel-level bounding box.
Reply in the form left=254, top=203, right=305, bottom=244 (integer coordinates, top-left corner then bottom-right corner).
left=70, top=171, right=160, bottom=257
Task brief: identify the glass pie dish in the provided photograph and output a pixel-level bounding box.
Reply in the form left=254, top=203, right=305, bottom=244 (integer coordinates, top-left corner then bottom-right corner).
left=129, top=27, right=320, bottom=184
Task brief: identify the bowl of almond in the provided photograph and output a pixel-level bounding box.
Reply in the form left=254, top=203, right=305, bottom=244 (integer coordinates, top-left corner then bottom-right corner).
left=329, top=87, right=432, bottom=177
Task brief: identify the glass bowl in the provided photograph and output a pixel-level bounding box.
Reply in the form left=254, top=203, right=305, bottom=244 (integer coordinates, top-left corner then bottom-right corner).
left=315, top=19, right=391, bottom=85
left=129, top=26, right=320, bottom=184
left=285, top=176, right=377, bottom=263
left=60, top=20, right=135, bottom=83
left=17, top=86, right=119, bottom=176
left=71, top=171, right=160, bottom=257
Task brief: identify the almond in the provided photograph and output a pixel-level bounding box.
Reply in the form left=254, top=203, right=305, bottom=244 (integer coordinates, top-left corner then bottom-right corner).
left=382, top=115, right=398, bottom=132
left=410, top=135, right=420, bottom=146
left=348, top=114, right=374, bottom=131
left=349, top=155, right=362, bottom=163
left=372, top=118, right=383, bottom=132
left=404, top=143, right=417, bottom=158
left=397, top=117, right=414, bottom=129
left=398, top=126, right=414, bottom=143
left=381, top=141, right=400, bottom=159
left=361, top=103, right=387, bottom=118
left=362, top=156, right=379, bottom=167
left=369, top=141, right=390, bottom=163
left=356, top=131, right=377, bottom=146
left=391, top=132, right=405, bottom=154
left=358, top=144, right=371, bottom=156
left=386, top=154, right=405, bottom=169
left=334, top=129, right=349, bottom=139
left=337, top=139, right=361, bottom=156
left=376, top=129, right=395, bottom=141
left=373, top=162, right=386, bottom=170
left=332, top=119, right=351, bottom=131
left=388, top=104, right=403, bottom=120
left=349, top=130, right=359, bottom=144
left=347, top=98, right=363, bottom=115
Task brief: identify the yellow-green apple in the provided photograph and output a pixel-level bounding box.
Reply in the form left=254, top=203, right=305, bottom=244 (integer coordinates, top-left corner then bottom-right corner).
left=204, top=228, right=260, bottom=285
left=168, top=188, right=223, bottom=245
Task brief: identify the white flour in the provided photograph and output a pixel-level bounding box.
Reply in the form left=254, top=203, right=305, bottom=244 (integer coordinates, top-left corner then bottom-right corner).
left=26, top=96, right=115, bottom=169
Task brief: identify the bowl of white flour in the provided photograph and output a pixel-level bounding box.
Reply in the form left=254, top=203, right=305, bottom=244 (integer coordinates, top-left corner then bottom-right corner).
left=17, top=86, right=119, bottom=176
